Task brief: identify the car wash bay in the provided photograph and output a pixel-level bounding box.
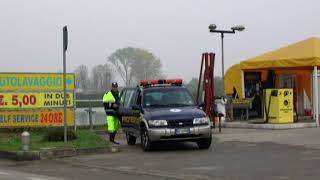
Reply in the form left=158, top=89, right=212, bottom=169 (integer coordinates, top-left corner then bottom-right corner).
left=224, top=37, right=320, bottom=123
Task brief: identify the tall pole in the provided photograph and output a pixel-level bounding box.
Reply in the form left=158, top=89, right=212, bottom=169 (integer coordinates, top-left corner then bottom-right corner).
left=63, top=26, right=68, bottom=143
left=209, top=25, right=245, bottom=97
left=221, top=33, right=225, bottom=97
left=315, top=66, right=319, bottom=127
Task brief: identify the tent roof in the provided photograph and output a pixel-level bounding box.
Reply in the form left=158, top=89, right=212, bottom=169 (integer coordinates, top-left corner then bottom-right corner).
left=240, top=37, right=320, bottom=70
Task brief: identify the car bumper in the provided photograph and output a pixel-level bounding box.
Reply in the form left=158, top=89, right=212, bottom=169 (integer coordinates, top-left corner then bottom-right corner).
left=147, top=125, right=212, bottom=141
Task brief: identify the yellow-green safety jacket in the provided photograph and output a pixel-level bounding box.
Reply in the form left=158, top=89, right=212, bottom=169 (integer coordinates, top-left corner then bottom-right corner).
left=103, top=91, right=118, bottom=116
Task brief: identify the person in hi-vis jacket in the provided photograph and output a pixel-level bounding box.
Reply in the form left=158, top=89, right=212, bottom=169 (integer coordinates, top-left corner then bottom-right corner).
left=103, top=82, right=120, bottom=144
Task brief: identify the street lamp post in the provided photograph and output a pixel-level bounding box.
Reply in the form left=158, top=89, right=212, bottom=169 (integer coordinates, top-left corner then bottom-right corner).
left=208, top=24, right=245, bottom=97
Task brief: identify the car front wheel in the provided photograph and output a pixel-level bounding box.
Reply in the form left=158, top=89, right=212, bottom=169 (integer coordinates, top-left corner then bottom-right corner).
left=126, top=133, right=137, bottom=145
left=141, top=126, right=153, bottom=151
left=197, top=136, right=212, bottom=149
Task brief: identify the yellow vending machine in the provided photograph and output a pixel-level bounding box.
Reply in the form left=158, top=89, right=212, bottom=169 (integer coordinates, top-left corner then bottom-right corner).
left=264, top=89, right=294, bottom=123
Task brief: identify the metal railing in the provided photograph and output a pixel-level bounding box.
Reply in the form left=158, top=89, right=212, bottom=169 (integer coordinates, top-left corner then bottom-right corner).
left=75, top=99, right=103, bottom=131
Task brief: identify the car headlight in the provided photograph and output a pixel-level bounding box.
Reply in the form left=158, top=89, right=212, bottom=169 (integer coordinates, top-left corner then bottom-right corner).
left=148, top=120, right=168, bottom=127
left=193, top=117, right=210, bottom=125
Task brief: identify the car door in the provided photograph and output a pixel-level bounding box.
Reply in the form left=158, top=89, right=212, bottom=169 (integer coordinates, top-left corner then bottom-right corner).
left=118, top=88, right=139, bottom=133
left=131, top=90, right=142, bottom=134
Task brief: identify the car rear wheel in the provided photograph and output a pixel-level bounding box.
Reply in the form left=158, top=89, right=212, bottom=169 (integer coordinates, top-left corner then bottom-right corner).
left=197, top=136, right=212, bottom=149
left=126, top=133, right=136, bottom=145
left=141, top=126, right=153, bottom=151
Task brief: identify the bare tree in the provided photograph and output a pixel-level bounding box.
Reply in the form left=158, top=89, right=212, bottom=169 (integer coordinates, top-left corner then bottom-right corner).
left=91, top=64, right=114, bottom=93
left=108, top=47, right=135, bottom=86
left=108, top=47, right=163, bottom=85
left=185, top=77, right=223, bottom=100
left=131, top=48, right=163, bottom=81
left=102, top=63, right=115, bottom=90
left=74, top=64, right=89, bottom=92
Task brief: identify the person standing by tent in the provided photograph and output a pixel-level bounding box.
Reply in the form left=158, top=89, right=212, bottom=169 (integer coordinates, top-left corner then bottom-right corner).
left=103, top=82, right=120, bottom=145
left=232, top=87, right=239, bottom=99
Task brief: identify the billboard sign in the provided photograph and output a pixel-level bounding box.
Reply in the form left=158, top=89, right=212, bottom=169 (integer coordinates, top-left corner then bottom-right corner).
left=0, top=73, right=75, bottom=128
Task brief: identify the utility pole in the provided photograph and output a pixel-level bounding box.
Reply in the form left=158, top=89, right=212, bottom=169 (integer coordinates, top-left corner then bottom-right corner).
left=63, top=26, right=68, bottom=143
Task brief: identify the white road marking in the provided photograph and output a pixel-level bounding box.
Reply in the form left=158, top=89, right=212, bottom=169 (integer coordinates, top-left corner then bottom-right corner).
left=183, top=166, right=224, bottom=171
left=115, top=166, right=133, bottom=171
left=0, top=171, right=10, bottom=175
left=279, top=176, right=291, bottom=180
left=28, top=177, right=48, bottom=180
left=301, top=157, right=320, bottom=161
left=1, top=169, right=62, bottom=180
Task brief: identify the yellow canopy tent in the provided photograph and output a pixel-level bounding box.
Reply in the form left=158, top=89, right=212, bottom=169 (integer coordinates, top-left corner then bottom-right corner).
left=224, top=64, right=268, bottom=98
left=225, top=37, right=320, bottom=98
left=240, top=37, right=320, bottom=70
left=223, top=37, right=320, bottom=123
left=239, top=37, right=320, bottom=100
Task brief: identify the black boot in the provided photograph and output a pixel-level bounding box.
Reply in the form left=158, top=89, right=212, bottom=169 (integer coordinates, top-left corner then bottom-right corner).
left=109, top=133, right=115, bottom=143
left=109, top=133, right=120, bottom=145
left=113, top=132, right=120, bottom=145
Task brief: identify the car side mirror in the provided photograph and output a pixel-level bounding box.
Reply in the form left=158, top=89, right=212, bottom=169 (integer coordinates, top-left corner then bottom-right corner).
left=132, top=105, right=141, bottom=111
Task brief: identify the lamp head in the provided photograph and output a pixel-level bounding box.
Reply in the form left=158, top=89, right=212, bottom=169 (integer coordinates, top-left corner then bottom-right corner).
left=231, top=25, right=245, bottom=32
left=208, top=24, right=217, bottom=31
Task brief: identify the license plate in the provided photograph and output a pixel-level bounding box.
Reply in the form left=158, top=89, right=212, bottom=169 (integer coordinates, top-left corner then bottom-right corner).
left=175, top=128, right=190, bottom=135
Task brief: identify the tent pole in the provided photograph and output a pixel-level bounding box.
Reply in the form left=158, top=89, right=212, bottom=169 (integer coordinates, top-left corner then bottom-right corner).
left=241, top=70, right=245, bottom=98
left=313, top=70, right=316, bottom=121
left=314, top=66, right=319, bottom=127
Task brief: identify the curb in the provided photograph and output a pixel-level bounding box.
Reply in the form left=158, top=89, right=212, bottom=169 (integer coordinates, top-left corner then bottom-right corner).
left=16, top=151, right=41, bottom=161
left=39, top=148, right=77, bottom=160
left=0, top=151, right=18, bottom=160
left=223, top=122, right=317, bottom=130
left=0, top=146, right=120, bottom=161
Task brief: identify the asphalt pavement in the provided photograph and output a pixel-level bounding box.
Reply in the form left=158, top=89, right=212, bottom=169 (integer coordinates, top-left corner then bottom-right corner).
left=1, top=128, right=320, bottom=180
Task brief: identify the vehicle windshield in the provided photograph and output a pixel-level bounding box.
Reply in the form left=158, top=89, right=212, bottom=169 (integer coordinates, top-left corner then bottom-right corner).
left=143, top=87, right=196, bottom=108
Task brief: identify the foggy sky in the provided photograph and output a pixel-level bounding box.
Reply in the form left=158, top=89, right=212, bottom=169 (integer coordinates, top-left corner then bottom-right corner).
left=1, top=0, right=319, bottom=85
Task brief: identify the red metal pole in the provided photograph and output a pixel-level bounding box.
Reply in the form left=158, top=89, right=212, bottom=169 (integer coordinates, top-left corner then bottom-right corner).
left=198, top=52, right=216, bottom=130
left=196, top=53, right=205, bottom=105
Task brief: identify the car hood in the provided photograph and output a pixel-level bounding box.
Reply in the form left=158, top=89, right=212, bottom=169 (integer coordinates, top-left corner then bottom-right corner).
left=143, top=106, right=206, bottom=120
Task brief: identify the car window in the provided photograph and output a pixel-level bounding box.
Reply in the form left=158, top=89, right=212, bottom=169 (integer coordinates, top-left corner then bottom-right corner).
left=120, top=89, right=137, bottom=108
left=143, top=87, right=195, bottom=108
left=136, top=91, right=142, bottom=106
left=120, top=90, right=126, bottom=106
left=127, top=90, right=137, bottom=107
